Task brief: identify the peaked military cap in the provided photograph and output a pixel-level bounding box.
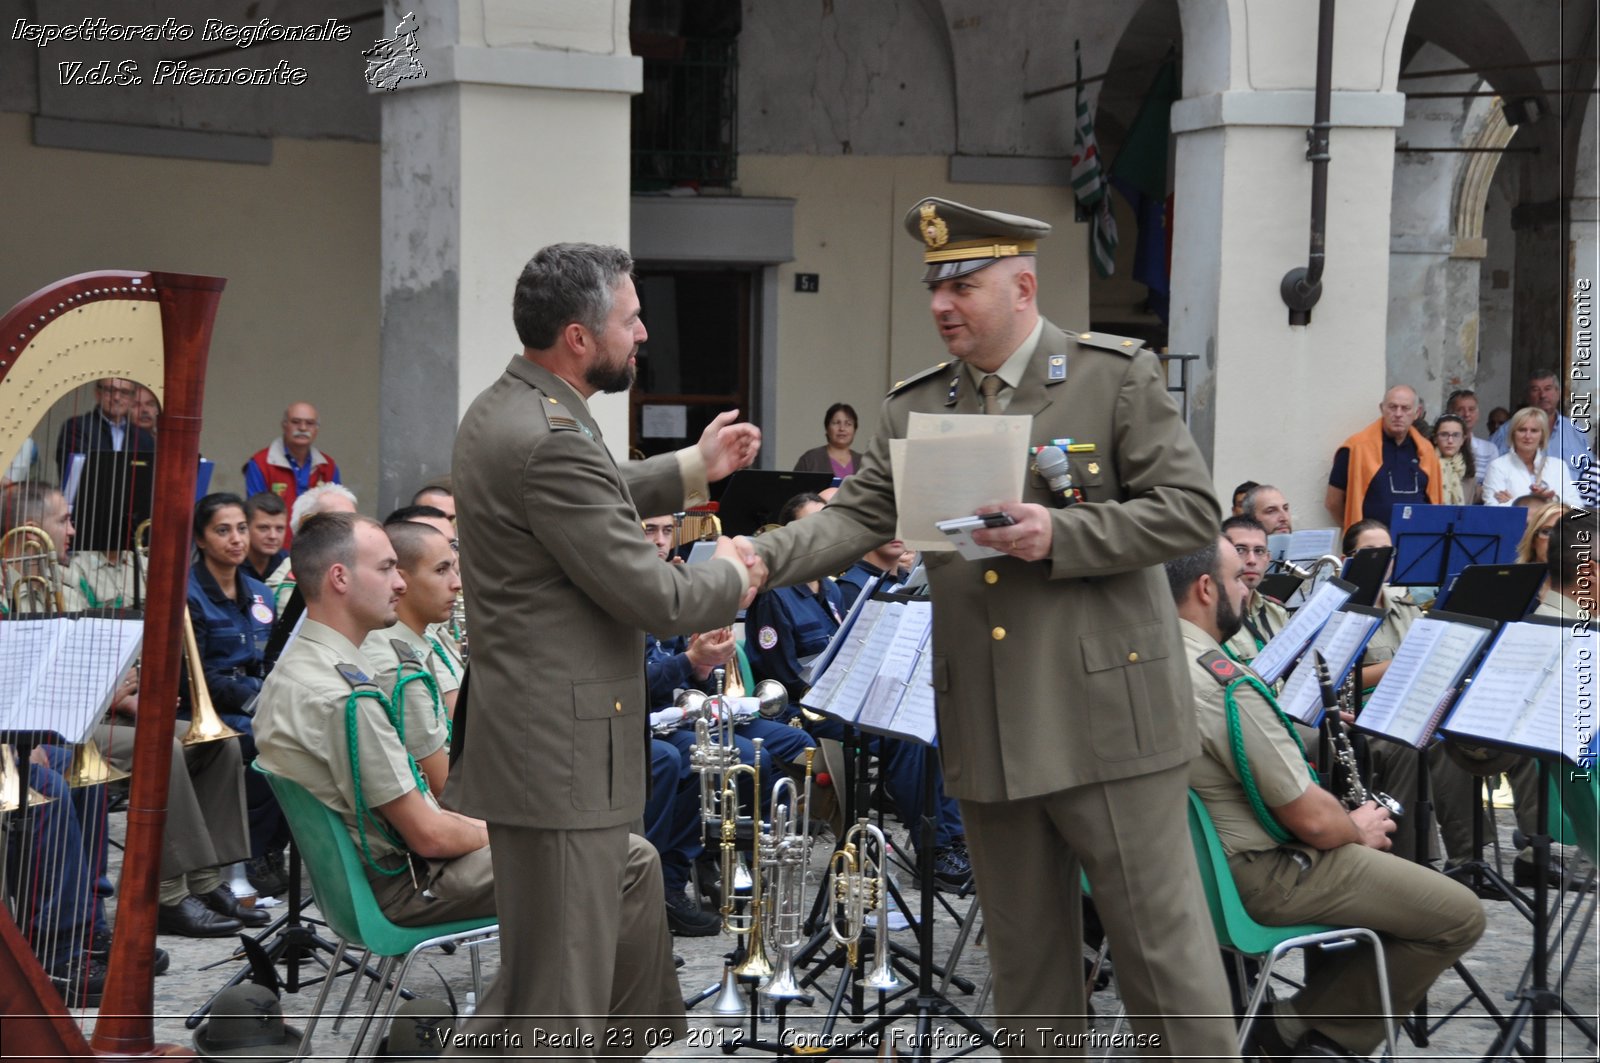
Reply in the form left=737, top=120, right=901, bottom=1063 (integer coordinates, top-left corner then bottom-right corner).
left=904, top=197, right=1052, bottom=283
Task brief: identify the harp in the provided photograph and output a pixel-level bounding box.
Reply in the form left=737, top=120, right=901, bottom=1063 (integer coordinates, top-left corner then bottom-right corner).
left=0, top=270, right=224, bottom=1057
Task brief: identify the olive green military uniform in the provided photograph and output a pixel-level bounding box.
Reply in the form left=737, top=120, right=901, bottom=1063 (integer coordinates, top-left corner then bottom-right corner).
left=449, top=357, right=731, bottom=1057
left=1183, top=620, right=1484, bottom=1055
left=66, top=550, right=138, bottom=608
left=1223, top=590, right=1289, bottom=664
left=423, top=621, right=463, bottom=697
left=360, top=622, right=451, bottom=764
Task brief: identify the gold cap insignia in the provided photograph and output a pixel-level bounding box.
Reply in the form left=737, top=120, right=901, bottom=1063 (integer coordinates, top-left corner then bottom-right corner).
left=919, top=203, right=949, bottom=249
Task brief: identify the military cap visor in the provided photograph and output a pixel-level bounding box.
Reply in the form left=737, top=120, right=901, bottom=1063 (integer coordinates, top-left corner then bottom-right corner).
left=904, top=197, right=1051, bottom=284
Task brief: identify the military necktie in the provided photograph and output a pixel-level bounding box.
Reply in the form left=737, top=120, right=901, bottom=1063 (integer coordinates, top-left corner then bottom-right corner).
left=979, top=373, right=1004, bottom=415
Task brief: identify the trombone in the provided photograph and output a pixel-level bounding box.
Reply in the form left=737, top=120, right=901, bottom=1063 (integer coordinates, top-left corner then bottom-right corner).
left=1, top=524, right=67, bottom=614
left=181, top=608, right=243, bottom=746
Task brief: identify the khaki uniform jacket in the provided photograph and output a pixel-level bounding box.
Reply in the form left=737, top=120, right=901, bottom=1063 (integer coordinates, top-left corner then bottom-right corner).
left=753, top=320, right=1220, bottom=802
left=448, top=356, right=746, bottom=830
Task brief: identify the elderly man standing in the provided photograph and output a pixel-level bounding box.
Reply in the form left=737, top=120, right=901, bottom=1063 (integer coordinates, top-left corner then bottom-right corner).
left=243, top=402, right=341, bottom=543
left=741, top=199, right=1237, bottom=1058
left=54, top=377, right=155, bottom=474
left=1325, top=385, right=1442, bottom=531
left=447, top=243, right=761, bottom=1057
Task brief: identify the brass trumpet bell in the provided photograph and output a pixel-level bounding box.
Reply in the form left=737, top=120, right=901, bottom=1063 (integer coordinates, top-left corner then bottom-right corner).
left=64, top=738, right=130, bottom=788
left=181, top=608, right=243, bottom=746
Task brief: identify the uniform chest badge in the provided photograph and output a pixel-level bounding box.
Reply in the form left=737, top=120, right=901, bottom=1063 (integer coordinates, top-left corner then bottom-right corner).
left=758, top=626, right=779, bottom=650
left=250, top=595, right=273, bottom=626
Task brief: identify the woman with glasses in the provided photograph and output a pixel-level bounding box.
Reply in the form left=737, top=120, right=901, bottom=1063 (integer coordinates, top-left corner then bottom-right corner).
left=1513, top=500, right=1572, bottom=567
left=1483, top=407, right=1580, bottom=506
left=1430, top=415, right=1479, bottom=505
left=793, top=402, right=864, bottom=483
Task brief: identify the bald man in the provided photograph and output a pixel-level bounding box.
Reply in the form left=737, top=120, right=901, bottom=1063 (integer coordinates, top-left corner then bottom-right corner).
left=1325, top=385, right=1442, bottom=530
left=243, top=401, right=342, bottom=545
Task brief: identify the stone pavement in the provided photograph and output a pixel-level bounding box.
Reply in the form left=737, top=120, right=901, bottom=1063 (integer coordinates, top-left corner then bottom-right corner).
left=58, top=803, right=1600, bottom=1060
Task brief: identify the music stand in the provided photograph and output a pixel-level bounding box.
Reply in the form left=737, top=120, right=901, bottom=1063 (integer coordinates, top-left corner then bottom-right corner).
left=714, top=470, right=834, bottom=538
left=1390, top=504, right=1525, bottom=588
left=1340, top=546, right=1393, bottom=608
left=69, top=449, right=154, bottom=552
left=1434, top=563, right=1547, bottom=622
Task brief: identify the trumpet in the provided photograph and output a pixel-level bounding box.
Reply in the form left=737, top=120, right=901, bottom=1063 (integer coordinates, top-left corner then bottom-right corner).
left=828, top=818, right=904, bottom=992
left=181, top=608, right=244, bottom=746
left=688, top=671, right=741, bottom=829
left=759, top=747, right=815, bottom=1000
left=448, top=591, right=469, bottom=662
left=720, top=737, right=772, bottom=979
left=753, top=679, right=788, bottom=721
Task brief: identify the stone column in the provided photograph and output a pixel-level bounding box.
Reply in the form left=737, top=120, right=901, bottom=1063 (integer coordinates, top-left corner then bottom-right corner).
left=376, top=1, right=640, bottom=512
left=1170, top=0, right=1414, bottom=526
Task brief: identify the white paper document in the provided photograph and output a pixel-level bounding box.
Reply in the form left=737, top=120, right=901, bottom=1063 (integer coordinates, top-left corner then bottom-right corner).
left=0, top=615, right=144, bottom=741
left=803, top=598, right=939, bottom=744
left=1442, top=621, right=1592, bottom=765
left=1359, top=615, right=1495, bottom=748
left=1251, top=579, right=1357, bottom=686
left=1276, top=608, right=1384, bottom=725
left=890, top=413, right=1030, bottom=550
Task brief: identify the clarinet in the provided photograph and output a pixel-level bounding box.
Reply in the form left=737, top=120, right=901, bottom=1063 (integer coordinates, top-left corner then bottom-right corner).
left=1313, top=652, right=1404, bottom=816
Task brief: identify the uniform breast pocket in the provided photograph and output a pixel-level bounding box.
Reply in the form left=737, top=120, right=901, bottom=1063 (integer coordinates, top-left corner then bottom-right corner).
left=570, top=675, right=644, bottom=811
left=1067, top=455, right=1108, bottom=500
left=1079, top=621, right=1172, bottom=762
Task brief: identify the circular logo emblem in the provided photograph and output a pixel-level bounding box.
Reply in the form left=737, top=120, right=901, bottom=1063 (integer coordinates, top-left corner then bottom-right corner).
left=758, top=626, right=778, bottom=650
left=251, top=602, right=274, bottom=626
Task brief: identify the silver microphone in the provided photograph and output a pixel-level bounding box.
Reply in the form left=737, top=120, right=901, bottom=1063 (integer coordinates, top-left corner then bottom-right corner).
left=1035, top=445, right=1076, bottom=508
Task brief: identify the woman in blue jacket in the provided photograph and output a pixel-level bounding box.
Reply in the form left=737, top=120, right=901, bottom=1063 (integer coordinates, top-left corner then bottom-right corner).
left=187, top=492, right=286, bottom=897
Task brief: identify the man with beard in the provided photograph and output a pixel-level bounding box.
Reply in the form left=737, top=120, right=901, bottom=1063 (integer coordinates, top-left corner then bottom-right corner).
left=448, top=243, right=761, bottom=1057
left=1167, top=537, right=1483, bottom=1060
left=1220, top=516, right=1288, bottom=664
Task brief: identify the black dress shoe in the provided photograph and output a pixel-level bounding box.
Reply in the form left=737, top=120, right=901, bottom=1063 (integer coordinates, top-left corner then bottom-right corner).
left=1293, top=1030, right=1362, bottom=1059
left=153, top=947, right=170, bottom=976
left=158, top=895, right=244, bottom=937
left=201, top=885, right=271, bottom=928
left=87, top=930, right=171, bottom=975
left=48, top=955, right=108, bottom=1008
left=246, top=851, right=289, bottom=897
left=665, top=890, right=721, bottom=937
left=1514, top=857, right=1597, bottom=891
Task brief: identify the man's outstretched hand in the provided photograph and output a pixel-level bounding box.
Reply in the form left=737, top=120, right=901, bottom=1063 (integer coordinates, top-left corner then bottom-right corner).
left=699, top=409, right=762, bottom=482
left=714, top=535, right=768, bottom=609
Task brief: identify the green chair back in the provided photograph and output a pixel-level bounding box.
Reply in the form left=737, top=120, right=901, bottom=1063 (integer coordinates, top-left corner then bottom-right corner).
left=256, top=764, right=494, bottom=957
left=1558, top=764, right=1600, bottom=865
left=1186, top=790, right=1335, bottom=956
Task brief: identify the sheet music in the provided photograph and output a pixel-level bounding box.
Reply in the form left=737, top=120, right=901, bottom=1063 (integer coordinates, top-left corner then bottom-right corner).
left=1277, top=610, right=1383, bottom=725
left=822, top=601, right=901, bottom=723
left=893, top=653, right=939, bottom=744
left=858, top=605, right=926, bottom=727
left=1251, top=580, right=1355, bottom=685
left=1360, top=618, right=1494, bottom=748
left=804, top=597, right=887, bottom=713
left=804, top=575, right=880, bottom=686
left=1443, top=622, right=1568, bottom=761
left=0, top=616, right=143, bottom=740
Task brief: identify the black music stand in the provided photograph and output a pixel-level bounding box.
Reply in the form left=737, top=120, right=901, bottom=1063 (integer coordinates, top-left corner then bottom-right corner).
left=69, top=449, right=155, bottom=552
left=714, top=470, right=834, bottom=538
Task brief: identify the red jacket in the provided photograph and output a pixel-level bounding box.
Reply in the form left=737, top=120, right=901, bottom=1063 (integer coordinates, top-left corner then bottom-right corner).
left=242, top=438, right=339, bottom=544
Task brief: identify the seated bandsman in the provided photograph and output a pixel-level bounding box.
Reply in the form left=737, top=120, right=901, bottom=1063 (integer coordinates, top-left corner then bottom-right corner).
left=1220, top=515, right=1288, bottom=664
left=384, top=504, right=464, bottom=701
left=67, top=545, right=138, bottom=610
left=1535, top=509, right=1594, bottom=620
left=836, top=535, right=906, bottom=611
left=1166, top=536, right=1483, bottom=1060
left=360, top=520, right=457, bottom=795
left=242, top=492, right=291, bottom=587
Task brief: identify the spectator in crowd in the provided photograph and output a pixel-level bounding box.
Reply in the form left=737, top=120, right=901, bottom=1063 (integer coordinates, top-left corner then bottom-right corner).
left=1325, top=385, right=1441, bottom=530
left=1483, top=408, right=1582, bottom=506
left=412, top=483, right=456, bottom=525
left=1486, top=405, right=1511, bottom=435
left=1489, top=369, right=1593, bottom=471
left=1515, top=500, right=1572, bottom=569
left=793, top=403, right=864, bottom=482
left=1445, top=388, right=1498, bottom=485
left=242, top=402, right=341, bottom=545
left=289, top=482, right=358, bottom=535
left=1230, top=481, right=1259, bottom=518
left=54, top=377, right=156, bottom=474
left=1241, top=483, right=1294, bottom=534
left=242, top=492, right=291, bottom=586
left=132, top=385, right=160, bottom=434
left=187, top=492, right=287, bottom=898
left=1430, top=414, right=1479, bottom=505
left=1411, top=394, right=1431, bottom=437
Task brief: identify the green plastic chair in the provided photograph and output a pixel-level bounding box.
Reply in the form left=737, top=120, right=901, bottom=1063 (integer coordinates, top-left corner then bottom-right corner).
left=1186, top=790, right=1398, bottom=1060
left=1559, top=766, right=1599, bottom=864
left=257, top=765, right=498, bottom=1060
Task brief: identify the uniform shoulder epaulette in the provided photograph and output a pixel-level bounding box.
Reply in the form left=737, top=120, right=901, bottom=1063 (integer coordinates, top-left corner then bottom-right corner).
left=536, top=391, right=584, bottom=433
left=1070, top=329, right=1145, bottom=356
left=335, top=662, right=381, bottom=691
left=1196, top=649, right=1243, bottom=686
left=886, top=361, right=950, bottom=397
left=388, top=638, right=424, bottom=666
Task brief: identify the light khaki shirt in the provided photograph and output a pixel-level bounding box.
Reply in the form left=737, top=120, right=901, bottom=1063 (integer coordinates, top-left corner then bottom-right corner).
left=361, top=621, right=449, bottom=761
left=423, top=621, right=463, bottom=695
left=1224, top=591, right=1290, bottom=663
left=1532, top=586, right=1589, bottom=621
left=67, top=551, right=137, bottom=608
left=1363, top=586, right=1424, bottom=665
left=256, top=619, right=436, bottom=867
left=1183, top=619, right=1315, bottom=857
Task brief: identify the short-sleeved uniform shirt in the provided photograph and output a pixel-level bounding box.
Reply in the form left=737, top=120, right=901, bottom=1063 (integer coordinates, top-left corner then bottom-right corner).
left=1183, top=619, right=1315, bottom=857
left=423, top=621, right=463, bottom=696
left=255, top=619, right=432, bottom=871
left=361, top=621, right=451, bottom=763
left=1362, top=586, right=1424, bottom=667
left=67, top=550, right=137, bottom=608
left=1223, top=591, right=1290, bottom=663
